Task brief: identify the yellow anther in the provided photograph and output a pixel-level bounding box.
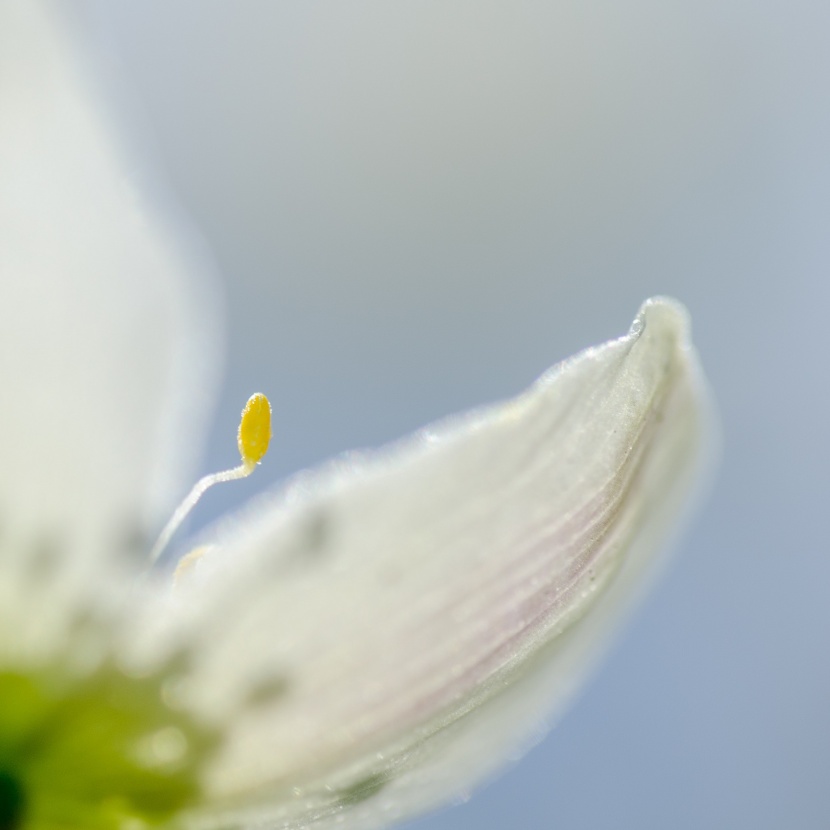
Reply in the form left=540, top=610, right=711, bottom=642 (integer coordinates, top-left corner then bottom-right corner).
left=238, top=393, right=272, bottom=467
left=173, top=545, right=214, bottom=585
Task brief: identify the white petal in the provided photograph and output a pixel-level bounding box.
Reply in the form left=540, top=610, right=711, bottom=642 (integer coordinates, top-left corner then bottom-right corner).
left=174, top=297, right=711, bottom=830
left=0, top=2, right=219, bottom=566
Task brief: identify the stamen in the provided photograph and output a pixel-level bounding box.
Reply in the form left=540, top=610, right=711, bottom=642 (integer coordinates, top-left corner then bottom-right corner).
left=149, top=394, right=272, bottom=565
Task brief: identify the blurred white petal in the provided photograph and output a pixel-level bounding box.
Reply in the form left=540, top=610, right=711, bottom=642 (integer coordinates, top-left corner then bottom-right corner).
left=169, top=297, right=711, bottom=830
left=0, top=1, right=220, bottom=567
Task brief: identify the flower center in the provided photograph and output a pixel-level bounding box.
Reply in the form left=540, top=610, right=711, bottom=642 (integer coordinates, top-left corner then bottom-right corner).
left=0, top=769, right=25, bottom=830
left=0, top=663, right=219, bottom=830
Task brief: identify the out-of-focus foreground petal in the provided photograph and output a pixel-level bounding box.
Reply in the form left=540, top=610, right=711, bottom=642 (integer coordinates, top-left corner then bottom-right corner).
left=168, top=297, right=712, bottom=830
left=0, top=1, right=219, bottom=567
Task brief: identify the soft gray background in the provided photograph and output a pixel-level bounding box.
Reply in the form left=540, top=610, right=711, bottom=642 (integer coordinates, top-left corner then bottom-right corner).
left=81, top=2, right=829, bottom=828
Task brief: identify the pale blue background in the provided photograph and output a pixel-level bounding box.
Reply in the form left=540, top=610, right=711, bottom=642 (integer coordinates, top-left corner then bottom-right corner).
left=81, top=2, right=830, bottom=827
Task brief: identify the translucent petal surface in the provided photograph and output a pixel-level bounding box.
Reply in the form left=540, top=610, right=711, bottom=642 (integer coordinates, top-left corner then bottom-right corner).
left=168, top=297, right=711, bottom=830
left=0, top=2, right=219, bottom=568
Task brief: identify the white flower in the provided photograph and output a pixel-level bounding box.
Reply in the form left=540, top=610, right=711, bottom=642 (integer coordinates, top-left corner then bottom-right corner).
left=0, top=4, right=713, bottom=830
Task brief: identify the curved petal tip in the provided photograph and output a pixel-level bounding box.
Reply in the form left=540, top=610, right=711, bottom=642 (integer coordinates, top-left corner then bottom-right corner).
left=630, top=295, right=692, bottom=347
